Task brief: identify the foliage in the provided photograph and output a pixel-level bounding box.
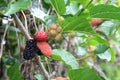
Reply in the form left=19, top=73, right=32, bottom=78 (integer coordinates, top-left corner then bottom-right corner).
left=7, top=63, right=22, bottom=80
left=90, top=4, right=120, bottom=19
left=5, top=0, right=31, bottom=15
left=69, top=68, right=102, bottom=80
left=0, top=0, right=120, bottom=80
left=52, top=49, right=79, bottom=69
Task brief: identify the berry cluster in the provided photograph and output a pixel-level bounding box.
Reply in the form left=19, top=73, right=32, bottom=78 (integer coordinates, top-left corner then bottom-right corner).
left=47, top=24, right=62, bottom=40
left=23, top=32, right=52, bottom=60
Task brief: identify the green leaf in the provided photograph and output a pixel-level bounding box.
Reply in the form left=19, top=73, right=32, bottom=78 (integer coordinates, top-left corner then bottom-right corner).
left=92, top=35, right=109, bottom=44
left=44, top=15, right=58, bottom=27
left=101, top=21, right=117, bottom=36
left=42, top=0, right=51, bottom=13
left=90, top=4, right=120, bottom=19
left=66, top=1, right=81, bottom=15
left=7, top=63, right=22, bottom=80
left=9, top=26, right=21, bottom=32
left=71, top=0, right=90, bottom=7
left=68, top=68, right=102, bottom=80
left=97, top=49, right=111, bottom=61
left=44, top=0, right=51, bottom=4
left=87, top=38, right=99, bottom=46
left=87, top=35, right=109, bottom=46
left=5, top=0, right=31, bottom=15
left=0, top=0, right=7, bottom=10
left=50, top=0, right=66, bottom=15
left=94, top=44, right=110, bottom=54
left=109, top=48, right=116, bottom=63
left=64, top=0, right=70, bottom=5
left=77, top=46, right=87, bottom=56
left=34, top=74, right=45, bottom=80
left=3, top=56, right=16, bottom=65
left=30, top=0, right=47, bottom=22
left=59, top=16, right=95, bottom=34
left=51, top=49, right=79, bottom=69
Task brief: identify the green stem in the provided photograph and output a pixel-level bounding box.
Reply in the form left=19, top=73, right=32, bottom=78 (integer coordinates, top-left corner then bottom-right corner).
left=75, top=0, right=93, bottom=16
left=49, top=0, right=60, bottom=17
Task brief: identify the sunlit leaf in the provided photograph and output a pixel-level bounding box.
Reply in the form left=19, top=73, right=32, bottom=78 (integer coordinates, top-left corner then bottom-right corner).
left=34, top=74, right=45, bottom=80
left=101, top=21, right=118, bottom=36
left=109, top=47, right=116, bottom=63
left=66, top=1, right=81, bottom=15
left=59, top=16, right=95, bottom=34
left=30, top=0, right=47, bottom=22
left=44, top=15, right=58, bottom=27
left=87, top=35, right=109, bottom=46
left=50, top=0, right=66, bottom=15
left=77, top=46, right=87, bottom=56
left=5, top=0, right=31, bottom=15
left=51, top=49, right=79, bottom=69
left=97, top=49, right=111, bottom=61
left=90, top=4, right=120, bottom=19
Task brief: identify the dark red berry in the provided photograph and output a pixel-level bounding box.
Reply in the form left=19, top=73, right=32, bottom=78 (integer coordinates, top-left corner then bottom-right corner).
left=37, top=41, right=52, bottom=57
left=20, top=45, right=25, bottom=52
left=34, top=32, right=48, bottom=41
left=90, top=18, right=102, bottom=26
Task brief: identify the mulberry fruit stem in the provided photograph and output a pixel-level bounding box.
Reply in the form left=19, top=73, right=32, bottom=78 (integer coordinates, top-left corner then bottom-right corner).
left=13, top=14, right=50, bottom=79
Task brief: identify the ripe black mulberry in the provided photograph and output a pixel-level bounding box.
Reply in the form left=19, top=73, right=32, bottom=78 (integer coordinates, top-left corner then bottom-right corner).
left=23, top=39, right=43, bottom=60
left=23, top=39, right=37, bottom=60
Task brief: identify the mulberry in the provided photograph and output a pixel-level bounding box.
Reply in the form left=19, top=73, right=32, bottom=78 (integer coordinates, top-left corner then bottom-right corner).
left=23, top=39, right=43, bottom=60
left=34, top=32, right=48, bottom=41
left=36, top=47, right=43, bottom=56
left=37, top=41, right=52, bottom=57
left=23, top=39, right=37, bottom=60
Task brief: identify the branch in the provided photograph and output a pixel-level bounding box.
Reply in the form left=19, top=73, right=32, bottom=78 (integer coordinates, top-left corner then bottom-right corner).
left=0, top=24, right=9, bottom=59
left=36, top=57, right=50, bottom=79
left=13, top=14, right=50, bottom=79
left=93, top=64, right=109, bottom=80
left=13, top=14, right=31, bottom=40
left=96, top=30, right=109, bottom=40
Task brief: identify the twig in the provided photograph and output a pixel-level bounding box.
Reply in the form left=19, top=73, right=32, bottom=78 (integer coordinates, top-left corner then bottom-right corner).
left=36, top=57, right=50, bottom=79
left=21, top=11, right=28, bottom=31
left=47, top=6, right=52, bottom=15
left=13, top=14, right=31, bottom=40
left=46, top=58, right=52, bottom=75
left=32, top=16, right=38, bottom=31
left=0, top=23, right=9, bottom=59
left=13, top=14, right=50, bottom=79
left=93, top=64, right=109, bottom=80
left=96, top=30, right=109, bottom=40
left=76, top=54, right=94, bottom=61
